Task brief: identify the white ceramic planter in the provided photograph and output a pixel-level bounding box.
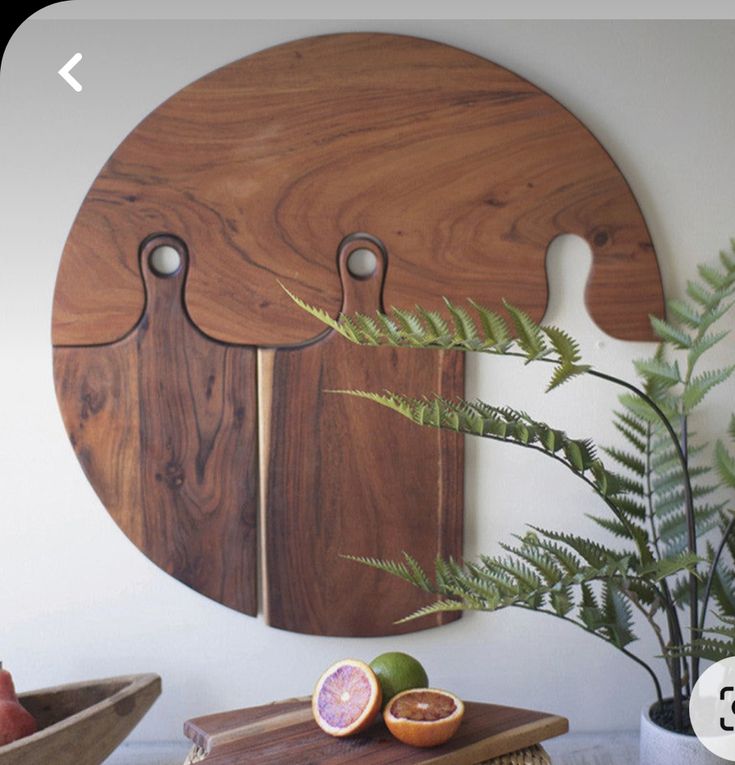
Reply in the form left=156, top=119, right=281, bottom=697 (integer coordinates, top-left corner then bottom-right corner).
left=640, top=701, right=730, bottom=765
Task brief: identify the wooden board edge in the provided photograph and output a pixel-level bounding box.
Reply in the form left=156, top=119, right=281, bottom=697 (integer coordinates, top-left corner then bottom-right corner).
left=183, top=700, right=568, bottom=764
left=424, top=714, right=569, bottom=765
left=183, top=697, right=311, bottom=753
left=256, top=348, right=276, bottom=624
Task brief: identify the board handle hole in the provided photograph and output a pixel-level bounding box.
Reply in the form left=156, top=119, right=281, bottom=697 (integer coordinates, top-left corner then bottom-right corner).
left=148, top=245, right=182, bottom=277
left=346, top=248, right=378, bottom=279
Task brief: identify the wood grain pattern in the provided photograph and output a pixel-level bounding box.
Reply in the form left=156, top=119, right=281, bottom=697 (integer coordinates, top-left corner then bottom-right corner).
left=260, top=236, right=464, bottom=636
left=53, top=236, right=258, bottom=614
left=0, top=674, right=160, bottom=765
left=52, top=32, right=664, bottom=349
left=183, top=697, right=568, bottom=764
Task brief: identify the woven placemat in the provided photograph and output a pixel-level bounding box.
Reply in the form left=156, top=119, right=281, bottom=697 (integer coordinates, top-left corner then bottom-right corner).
left=478, top=745, right=551, bottom=764
left=183, top=743, right=551, bottom=764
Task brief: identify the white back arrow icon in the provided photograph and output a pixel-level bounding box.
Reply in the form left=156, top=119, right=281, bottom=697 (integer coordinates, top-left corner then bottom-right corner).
left=58, top=53, right=83, bottom=92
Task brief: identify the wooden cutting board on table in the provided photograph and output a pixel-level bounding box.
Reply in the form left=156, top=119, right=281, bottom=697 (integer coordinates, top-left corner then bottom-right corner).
left=183, top=698, right=568, bottom=764
left=52, top=33, right=664, bottom=635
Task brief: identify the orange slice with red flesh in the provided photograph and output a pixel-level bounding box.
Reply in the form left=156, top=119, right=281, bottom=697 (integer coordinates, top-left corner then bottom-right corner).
left=312, top=659, right=382, bottom=737
left=384, top=688, right=465, bottom=747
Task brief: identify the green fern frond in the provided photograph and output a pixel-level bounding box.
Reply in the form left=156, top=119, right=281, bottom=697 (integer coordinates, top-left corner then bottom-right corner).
left=602, top=447, right=646, bottom=477
left=649, top=316, right=692, bottom=349
left=602, top=583, right=637, bottom=648
left=715, top=439, right=735, bottom=489
left=352, top=313, right=383, bottom=345
left=394, top=600, right=467, bottom=623
left=673, top=614, right=735, bottom=662
left=391, top=307, right=429, bottom=339
left=618, top=393, right=664, bottom=424
left=667, top=299, right=702, bottom=329
left=579, top=582, right=605, bottom=631
left=467, top=299, right=511, bottom=350
left=699, top=299, right=735, bottom=335
left=590, top=462, right=625, bottom=498
left=706, top=542, right=735, bottom=618
left=636, top=553, right=699, bottom=580
left=634, top=358, right=682, bottom=387
left=443, top=298, right=479, bottom=343
left=279, top=282, right=342, bottom=333
left=687, top=279, right=716, bottom=307
left=613, top=497, right=648, bottom=521
left=613, top=474, right=646, bottom=498
left=416, top=306, right=450, bottom=340
left=341, top=553, right=435, bottom=592
left=502, top=540, right=564, bottom=586
left=403, top=552, right=434, bottom=592
left=688, top=330, right=730, bottom=369
left=564, top=438, right=597, bottom=472
left=614, top=410, right=648, bottom=437
left=529, top=527, right=628, bottom=569
left=375, top=312, right=403, bottom=344
left=332, top=391, right=614, bottom=492
left=658, top=505, right=723, bottom=552
left=672, top=638, right=735, bottom=662
left=493, top=556, right=545, bottom=593
left=549, top=584, right=575, bottom=616
left=654, top=484, right=719, bottom=518
left=682, top=366, right=735, bottom=412
left=517, top=533, right=581, bottom=575
left=588, top=514, right=643, bottom=541
left=652, top=465, right=710, bottom=496
left=543, top=326, right=582, bottom=364
left=698, top=262, right=730, bottom=290
left=612, top=420, right=647, bottom=453
left=651, top=442, right=706, bottom=473
left=283, top=286, right=593, bottom=388
left=546, top=362, right=592, bottom=392
left=502, top=300, right=548, bottom=360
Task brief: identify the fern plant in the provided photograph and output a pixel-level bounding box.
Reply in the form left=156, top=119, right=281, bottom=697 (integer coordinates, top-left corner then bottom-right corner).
left=287, top=243, right=735, bottom=733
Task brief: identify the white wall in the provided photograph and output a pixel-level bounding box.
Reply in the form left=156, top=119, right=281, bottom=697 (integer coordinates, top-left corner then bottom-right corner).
left=1, top=16, right=734, bottom=740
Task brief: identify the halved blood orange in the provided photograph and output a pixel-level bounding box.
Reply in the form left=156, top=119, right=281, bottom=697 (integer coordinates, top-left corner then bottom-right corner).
left=312, top=659, right=382, bottom=737
left=384, top=688, right=465, bottom=747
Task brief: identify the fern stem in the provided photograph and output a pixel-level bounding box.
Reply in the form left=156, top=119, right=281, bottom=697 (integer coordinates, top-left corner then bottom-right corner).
left=512, top=355, right=699, bottom=686
left=644, top=422, right=689, bottom=696
left=624, top=586, right=673, bottom=681
left=518, top=605, right=664, bottom=706
left=645, top=424, right=663, bottom=557
left=677, top=413, right=700, bottom=688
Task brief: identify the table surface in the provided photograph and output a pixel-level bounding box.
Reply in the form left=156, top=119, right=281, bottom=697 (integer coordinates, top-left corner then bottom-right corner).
left=103, top=733, right=641, bottom=765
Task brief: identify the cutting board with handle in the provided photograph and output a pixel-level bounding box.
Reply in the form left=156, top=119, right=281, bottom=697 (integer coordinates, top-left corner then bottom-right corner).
left=259, top=236, right=463, bottom=635
left=183, top=697, right=568, bottom=764
left=53, top=235, right=258, bottom=614
left=52, top=32, right=666, bottom=633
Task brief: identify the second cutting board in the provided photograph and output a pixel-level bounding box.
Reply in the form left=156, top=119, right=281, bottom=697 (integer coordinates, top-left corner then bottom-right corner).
left=259, top=236, right=464, bottom=636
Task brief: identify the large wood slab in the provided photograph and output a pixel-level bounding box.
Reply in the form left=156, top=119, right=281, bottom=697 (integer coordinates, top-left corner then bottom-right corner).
left=52, top=32, right=663, bottom=349
left=259, top=237, right=464, bottom=635
left=183, top=697, right=568, bottom=764
left=53, top=236, right=258, bottom=614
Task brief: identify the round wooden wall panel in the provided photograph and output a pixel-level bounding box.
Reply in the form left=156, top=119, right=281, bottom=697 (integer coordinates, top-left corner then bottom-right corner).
left=53, top=32, right=663, bottom=348
left=51, top=34, right=664, bottom=633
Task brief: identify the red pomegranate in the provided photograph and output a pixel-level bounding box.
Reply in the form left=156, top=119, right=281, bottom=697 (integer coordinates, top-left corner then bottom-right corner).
left=0, top=663, right=37, bottom=746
